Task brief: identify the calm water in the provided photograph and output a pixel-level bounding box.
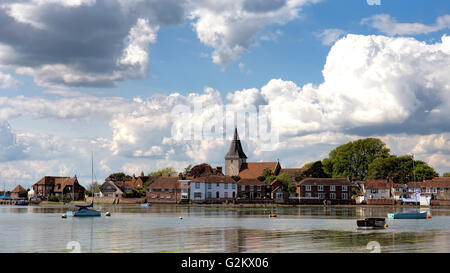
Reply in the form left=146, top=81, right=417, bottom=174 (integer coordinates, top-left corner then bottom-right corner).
left=0, top=204, right=449, bottom=253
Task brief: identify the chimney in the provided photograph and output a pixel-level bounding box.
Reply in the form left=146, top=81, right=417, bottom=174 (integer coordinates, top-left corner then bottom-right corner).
left=140, top=171, right=144, bottom=177
left=217, top=166, right=223, bottom=174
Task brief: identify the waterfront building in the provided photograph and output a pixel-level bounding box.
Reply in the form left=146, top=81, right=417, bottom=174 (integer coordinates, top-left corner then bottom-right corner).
left=236, top=178, right=271, bottom=200
left=364, top=179, right=394, bottom=205
left=146, top=175, right=189, bottom=203
left=10, top=185, right=27, bottom=199
left=32, top=176, right=85, bottom=200
left=297, top=177, right=354, bottom=204
left=99, top=180, right=124, bottom=198
left=421, top=177, right=450, bottom=205
left=189, top=174, right=237, bottom=203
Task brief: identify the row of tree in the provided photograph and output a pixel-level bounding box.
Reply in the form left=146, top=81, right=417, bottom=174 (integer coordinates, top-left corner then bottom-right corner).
left=308, top=138, right=440, bottom=183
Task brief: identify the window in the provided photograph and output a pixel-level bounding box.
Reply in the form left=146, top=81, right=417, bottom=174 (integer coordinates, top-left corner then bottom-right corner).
left=195, top=182, right=200, bottom=189
left=216, top=183, right=220, bottom=187
left=257, top=186, right=261, bottom=191
left=152, top=194, right=156, bottom=198
left=169, top=188, right=173, bottom=192
left=305, top=185, right=311, bottom=191
left=161, top=188, right=165, bottom=192
left=330, top=185, right=336, bottom=191
left=426, top=188, right=431, bottom=193
left=342, top=186, right=348, bottom=192
left=330, top=193, right=336, bottom=200
left=318, top=185, right=324, bottom=191
left=148, top=188, right=152, bottom=192
left=318, top=193, right=326, bottom=199
left=166, top=194, right=171, bottom=199
left=207, top=192, right=212, bottom=198
left=305, top=192, right=311, bottom=198
left=241, top=185, right=245, bottom=191
left=181, top=189, right=188, bottom=193
left=371, top=189, right=378, bottom=194
left=342, top=193, right=348, bottom=200
left=224, top=192, right=228, bottom=198
left=208, top=183, right=212, bottom=189
left=432, top=188, right=437, bottom=193
left=232, top=183, right=236, bottom=189
left=224, top=183, right=228, bottom=189
left=250, top=186, right=254, bottom=192
left=194, top=192, right=202, bottom=199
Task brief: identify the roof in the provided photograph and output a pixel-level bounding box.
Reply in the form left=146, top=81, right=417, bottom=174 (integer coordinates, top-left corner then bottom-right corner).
left=238, top=162, right=279, bottom=179
left=393, top=183, right=406, bottom=188
left=407, top=182, right=422, bottom=188
left=279, top=168, right=307, bottom=175
left=148, top=176, right=179, bottom=189
left=298, top=178, right=351, bottom=186
left=237, top=178, right=265, bottom=186
left=225, top=128, right=247, bottom=160
left=100, top=181, right=123, bottom=193
left=190, top=174, right=235, bottom=183
left=365, top=179, right=391, bottom=189
left=11, top=185, right=27, bottom=193
left=53, top=177, right=81, bottom=193
left=421, top=177, right=450, bottom=188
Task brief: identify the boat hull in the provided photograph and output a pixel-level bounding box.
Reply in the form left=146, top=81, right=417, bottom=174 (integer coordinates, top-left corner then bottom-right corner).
left=387, top=212, right=427, bottom=219
left=66, top=209, right=101, bottom=217
left=140, top=203, right=152, bottom=207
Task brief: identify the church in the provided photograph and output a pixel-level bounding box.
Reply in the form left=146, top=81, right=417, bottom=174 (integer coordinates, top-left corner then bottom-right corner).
left=224, top=128, right=281, bottom=179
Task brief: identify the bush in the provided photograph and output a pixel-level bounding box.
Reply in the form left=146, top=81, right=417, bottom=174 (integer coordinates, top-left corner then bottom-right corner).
left=48, top=195, right=60, bottom=202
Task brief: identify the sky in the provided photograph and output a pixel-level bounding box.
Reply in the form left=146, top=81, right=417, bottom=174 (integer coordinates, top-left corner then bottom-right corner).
left=0, top=0, right=449, bottom=189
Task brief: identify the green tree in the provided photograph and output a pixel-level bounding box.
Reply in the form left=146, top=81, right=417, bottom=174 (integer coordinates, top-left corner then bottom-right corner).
left=304, top=161, right=330, bottom=178
left=443, top=172, right=450, bottom=177
left=367, top=155, right=438, bottom=183
left=322, top=138, right=390, bottom=180
left=106, top=172, right=132, bottom=182
left=149, top=167, right=177, bottom=177
left=182, top=165, right=192, bottom=179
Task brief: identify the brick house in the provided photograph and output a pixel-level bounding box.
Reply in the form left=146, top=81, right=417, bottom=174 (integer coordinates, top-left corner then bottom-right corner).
left=364, top=179, right=394, bottom=205
left=10, top=185, right=27, bottom=199
left=297, top=178, right=354, bottom=204
left=421, top=177, right=450, bottom=205
left=237, top=178, right=271, bottom=200
left=32, top=176, right=85, bottom=200
left=99, top=181, right=124, bottom=198
left=146, top=175, right=188, bottom=203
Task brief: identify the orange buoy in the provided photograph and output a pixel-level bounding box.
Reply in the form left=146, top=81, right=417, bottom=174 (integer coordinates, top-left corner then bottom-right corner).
left=426, top=215, right=432, bottom=219
left=270, top=214, right=277, bottom=218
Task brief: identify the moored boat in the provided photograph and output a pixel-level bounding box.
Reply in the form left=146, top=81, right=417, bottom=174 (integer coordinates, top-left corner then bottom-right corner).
left=357, top=218, right=387, bottom=229
left=15, top=200, right=28, bottom=206
left=66, top=201, right=101, bottom=217
left=387, top=211, right=429, bottom=219
left=140, top=202, right=152, bottom=207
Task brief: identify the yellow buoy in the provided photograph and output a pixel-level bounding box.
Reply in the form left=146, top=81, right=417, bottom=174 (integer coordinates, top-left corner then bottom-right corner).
left=61, top=213, right=67, bottom=218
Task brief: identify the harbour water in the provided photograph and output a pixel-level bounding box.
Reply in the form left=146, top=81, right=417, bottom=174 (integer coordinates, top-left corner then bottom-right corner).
left=0, top=204, right=449, bottom=253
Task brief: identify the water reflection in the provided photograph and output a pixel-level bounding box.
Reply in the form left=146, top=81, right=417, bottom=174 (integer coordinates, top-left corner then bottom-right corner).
left=0, top=204, right=449, bottom=253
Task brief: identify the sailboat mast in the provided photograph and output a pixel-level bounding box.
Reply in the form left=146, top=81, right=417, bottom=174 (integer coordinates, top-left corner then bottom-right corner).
left=91, top=151, right=94, bottom=200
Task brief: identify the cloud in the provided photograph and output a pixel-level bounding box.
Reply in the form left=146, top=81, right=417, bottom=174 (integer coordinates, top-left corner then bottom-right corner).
left=362, top=14, right=450, bottom=36
left=0, top=121, right=27, bottom=162
left=315, top=28, right=346, bottom=45
left=0, top=0, right=184, bottom=87
left=0, top=71, right=18, bottom=90
left=188, top=0, right=315, bottom=67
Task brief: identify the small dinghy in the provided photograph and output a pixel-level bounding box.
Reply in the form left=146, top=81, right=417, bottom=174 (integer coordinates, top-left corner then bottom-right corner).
left=140, top=202, right=152, bottom=207
left=15, top=200, right=28, bottom=206
left=387, top=211, right=429, bottom=219
left=66, top=201, right=101, bottom=217
left=357, top=218, right=387, bottom=229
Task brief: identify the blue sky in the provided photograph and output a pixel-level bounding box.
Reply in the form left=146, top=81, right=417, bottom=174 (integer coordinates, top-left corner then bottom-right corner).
left=0, top=0, right=449, bottom=189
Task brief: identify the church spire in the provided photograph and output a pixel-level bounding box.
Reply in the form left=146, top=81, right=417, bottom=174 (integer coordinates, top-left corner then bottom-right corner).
left=225, top=127, right=247, bottom=160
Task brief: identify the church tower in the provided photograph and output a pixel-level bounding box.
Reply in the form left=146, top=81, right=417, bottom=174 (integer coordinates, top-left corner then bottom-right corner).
left=225, top=128, right=247, bottom=176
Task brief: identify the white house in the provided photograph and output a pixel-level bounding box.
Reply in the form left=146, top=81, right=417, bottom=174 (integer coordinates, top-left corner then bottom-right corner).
left=189, top=174, right=237, bottom=203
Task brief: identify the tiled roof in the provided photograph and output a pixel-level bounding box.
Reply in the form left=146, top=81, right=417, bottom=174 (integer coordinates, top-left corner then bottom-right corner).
left=422, top=177, right=450, bottom=188
left=298, top=178, right=350, bottom=186
left=365, top=179, right=391, bottom=189
left=54, top=177, right=80, bottom=193
left=190, top=174, right=235, bottom=183
left=237, top=178, right=265, bottom=186
left=11, top=185, right=27, bottom=193
left=279, top=168, right=307, bottom=175
left=238, top=162, right=279, bottom=179
left=148, top=177, right=179, bottom=189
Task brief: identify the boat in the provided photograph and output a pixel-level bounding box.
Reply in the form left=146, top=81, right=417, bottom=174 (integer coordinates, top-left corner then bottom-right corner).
left=387, top=211, right=429, bottom=219
left=357, top=218, right=387, bottom=229
left=387, top=154, right=432, bottom=220
left=66, top=201, right=101, bottom=217
left=15, top=200, right=28, bottom=206
left=65, top=152, right=101, bottom=217
left=140, top=202, right=152, bottom=207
